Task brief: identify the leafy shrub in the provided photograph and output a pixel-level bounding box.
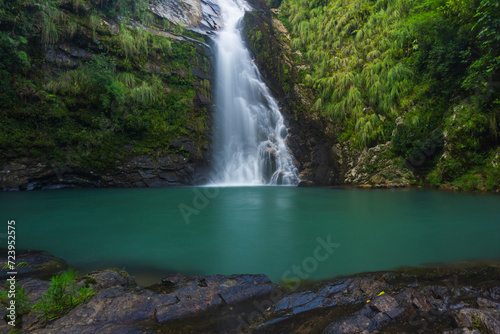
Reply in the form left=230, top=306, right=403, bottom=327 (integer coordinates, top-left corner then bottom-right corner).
left=452, top=171, right=485, bottom=191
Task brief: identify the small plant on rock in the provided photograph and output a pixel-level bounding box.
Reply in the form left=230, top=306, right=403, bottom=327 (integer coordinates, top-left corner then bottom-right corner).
left=32, top=269, right=96, bottom=322
left=0, top=284, right=31, bottom=327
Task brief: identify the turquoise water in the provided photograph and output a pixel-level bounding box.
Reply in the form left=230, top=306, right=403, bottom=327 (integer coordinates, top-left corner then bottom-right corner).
left=1, top=187, right=499, bottom=284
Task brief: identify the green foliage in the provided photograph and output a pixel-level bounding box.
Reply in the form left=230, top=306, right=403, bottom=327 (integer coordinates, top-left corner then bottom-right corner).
left=432, top=105, right=488, bottom=181
left=254, top=30, right=262, bottom=42
left=474, top=0, right=500, bottom=51
left=69, top=0, right=89, bottom=14
left=282, top=0, right=415, bottom=147
left=392, top=113, right=444, bottom=165
left=116, top=26, right=136, bottom=58
left=2, top=262, right=28, bottom=270
left=470, top=312, right=488, bottom=331
left=92, top=0, right=149, bottom=22
left=0, top=284, right=31, bottom=324
left=44, top=54, right=124, bottom=110
left=32, top=269, right=96, bottom=322
left=0, top=0, right=211, bottom=171
left=279, top=0, right=500, bottom=188
left=452, top=171, right=485, bottom=191
left=267, top=0, right=283, bottom=8
left=484, top=165, right=500, bottom=191
left=152, top=35, right=172, bottom=56
left=354, top=114, right=385, bottom=148
left=37, top=0, right=63, bottom=45
left=0, top=31, right=31, bottom=108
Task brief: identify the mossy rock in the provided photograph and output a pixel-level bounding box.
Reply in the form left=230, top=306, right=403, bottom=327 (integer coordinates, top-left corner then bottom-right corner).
left=0, top=249, right=68, bottom=280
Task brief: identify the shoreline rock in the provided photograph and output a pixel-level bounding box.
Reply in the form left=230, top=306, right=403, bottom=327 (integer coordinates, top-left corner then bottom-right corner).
left=1, top=251, right=499, bottom=333
left=0, top=249, right=68, bottom=280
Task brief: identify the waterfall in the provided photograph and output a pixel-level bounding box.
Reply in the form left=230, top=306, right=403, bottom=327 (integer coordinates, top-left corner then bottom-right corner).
left=210, top=0, right=300, bottom=186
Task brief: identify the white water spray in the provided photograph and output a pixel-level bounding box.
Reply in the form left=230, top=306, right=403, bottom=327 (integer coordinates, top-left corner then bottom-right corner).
left=210, top=0, right=299, bottom=186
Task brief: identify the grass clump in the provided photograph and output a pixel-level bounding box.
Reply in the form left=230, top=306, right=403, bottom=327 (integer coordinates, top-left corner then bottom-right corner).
left=32, top=269, right=96, bottom=322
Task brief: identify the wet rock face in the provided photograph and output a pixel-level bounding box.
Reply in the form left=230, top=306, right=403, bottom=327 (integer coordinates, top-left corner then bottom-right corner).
left=101, top=148, right=204, bottom=188
left=44, top=43, right=93, bottom=68
left=272, top=278, right=390, bottom=316
left=0, top=139, right=208, bottom=190
left=149, top=0, right=221, bottom=34
left=334, top=141, right=415, bottom=188
left=149, top=0, right=203, bottom=27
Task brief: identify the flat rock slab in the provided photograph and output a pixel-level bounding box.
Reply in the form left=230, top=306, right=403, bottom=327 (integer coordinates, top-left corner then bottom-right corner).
left=30, top=273, right=279, bottom=333
left=155, top=273, right=279, bottom=322
left=273, top=278, right=390, bottom=315
left=323, top=293, right=405, bottom=333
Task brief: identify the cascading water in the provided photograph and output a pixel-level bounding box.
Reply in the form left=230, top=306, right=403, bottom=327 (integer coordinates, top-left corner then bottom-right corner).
left=210, top=0, right=300, bottom=186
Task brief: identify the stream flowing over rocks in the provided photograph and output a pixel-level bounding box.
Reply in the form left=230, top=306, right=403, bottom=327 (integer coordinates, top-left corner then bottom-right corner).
left=1, top=251, right=499, bottom=333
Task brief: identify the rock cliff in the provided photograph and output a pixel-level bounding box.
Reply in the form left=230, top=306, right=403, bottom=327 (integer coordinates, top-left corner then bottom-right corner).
left=0, top=0, right=218, bottom=190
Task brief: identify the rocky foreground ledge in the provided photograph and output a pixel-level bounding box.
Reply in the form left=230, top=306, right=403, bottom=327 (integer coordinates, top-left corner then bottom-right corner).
left=1, top=251, right=499, bottom=333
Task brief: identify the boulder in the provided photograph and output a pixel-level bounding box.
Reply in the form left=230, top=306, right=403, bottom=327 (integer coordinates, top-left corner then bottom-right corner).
left=0, top=250, right=67, bottom=280
left=370, top=294, right=400, bottom=314
left=82, top=269, right=135, bottom=291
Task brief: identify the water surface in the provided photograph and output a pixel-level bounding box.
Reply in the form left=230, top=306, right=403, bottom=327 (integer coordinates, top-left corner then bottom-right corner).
left=1, top=187, right=499, bottom=284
